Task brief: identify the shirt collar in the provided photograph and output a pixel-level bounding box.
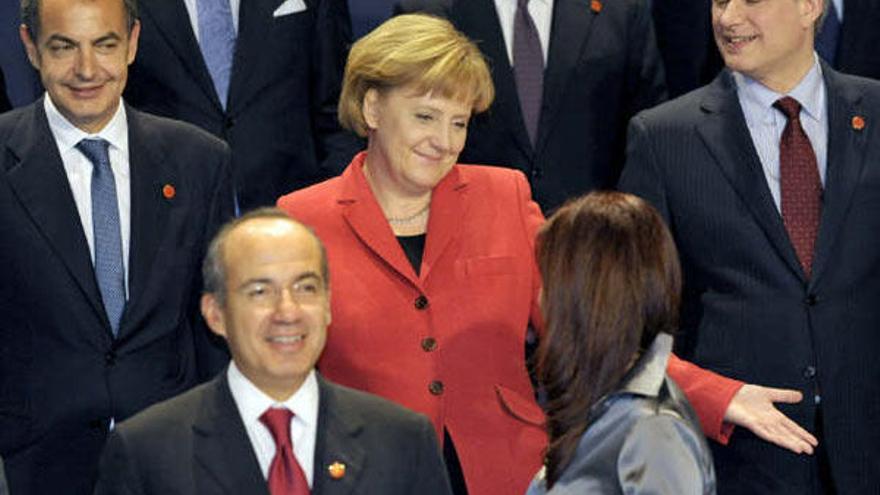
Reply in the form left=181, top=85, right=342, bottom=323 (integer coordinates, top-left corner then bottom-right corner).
left=44, top=94, right=129, bottom=157
left=733, top=54, right=825, bottom=123
left=226, top=361, right=320, bottom=431
left=618, top=332, right=673, bottom=398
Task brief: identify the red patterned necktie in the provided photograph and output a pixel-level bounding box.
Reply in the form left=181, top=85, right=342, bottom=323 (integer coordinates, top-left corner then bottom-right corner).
left=774, top=96, right=822, bottom=278
left=260, top=408, right=311, bottom=495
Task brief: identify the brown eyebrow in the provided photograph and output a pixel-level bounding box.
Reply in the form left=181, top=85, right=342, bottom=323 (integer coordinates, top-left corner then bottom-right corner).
left=235, top=272, right=324, bottom=292
left=44, top=32, right=122, bottom=46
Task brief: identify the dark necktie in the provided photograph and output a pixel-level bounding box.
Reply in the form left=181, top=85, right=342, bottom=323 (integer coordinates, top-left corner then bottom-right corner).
left=260, top=408, right=311, bottom=495
left=513, top=0, right=544, bottom=146
left=198, top=0, right=236, bottom=108
left=77, top=138, right=125, bottom=335
left=815, top=2, right=841, bottom=66
left=774, top=97, right=822, bottom=278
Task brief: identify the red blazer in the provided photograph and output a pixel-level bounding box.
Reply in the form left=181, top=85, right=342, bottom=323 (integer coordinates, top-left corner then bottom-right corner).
left=278, top=153, right=739, bottom=494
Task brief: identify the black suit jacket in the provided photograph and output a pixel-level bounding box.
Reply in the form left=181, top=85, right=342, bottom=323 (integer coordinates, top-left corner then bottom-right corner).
left=0, top=101, right=234, bottom=495
left=94, top=372, right=453, bottom=495
left=619, top=67, right=880, bottom=494
left=396, top=0, right=666, bottom=212
left=834, top=0, right=880, bottom=79
left=125, top=0, right=361, bottom=211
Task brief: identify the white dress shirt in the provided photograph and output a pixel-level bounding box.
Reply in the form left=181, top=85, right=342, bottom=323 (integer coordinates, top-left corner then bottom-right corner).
left=184, top=0, right=242, bottom=41
left=44, top=95, right=131, bottom=295
left=494, top=0, right=553, bottom=65
left=733, top=55, right=828, bottom=211
left=227, top=362, right=320, bottom=487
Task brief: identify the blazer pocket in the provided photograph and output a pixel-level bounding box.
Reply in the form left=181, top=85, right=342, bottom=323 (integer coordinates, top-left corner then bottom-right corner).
left=462, top=256, right=516, bottom=277
left=495, top=385, right=545, bottom=427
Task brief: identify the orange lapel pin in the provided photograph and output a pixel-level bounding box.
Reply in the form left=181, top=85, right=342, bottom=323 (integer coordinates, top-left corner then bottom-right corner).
left=328, top=461, right=346, bottom=479
left=162, top=184, right=176, bottom=200
left=852, top=115, right=866, bottom=131
left=591, top=0, right=602, bottom=13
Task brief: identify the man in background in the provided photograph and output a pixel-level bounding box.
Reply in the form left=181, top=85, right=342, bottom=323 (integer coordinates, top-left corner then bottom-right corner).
left=124, top=0, right=361, bottom=211
left=0, top=0, right=234, bottom=491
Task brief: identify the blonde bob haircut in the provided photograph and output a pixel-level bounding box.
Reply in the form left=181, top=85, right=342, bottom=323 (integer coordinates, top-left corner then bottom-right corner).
left=339, top=14, right=495, bottom=137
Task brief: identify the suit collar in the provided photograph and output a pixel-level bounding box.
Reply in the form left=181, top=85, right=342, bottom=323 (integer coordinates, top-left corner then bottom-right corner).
left=697, top=71, right=806, bottom=280
left=453, top=0, right=534, bottom=158
left=336, top=152, right=469, bottom=287
left=810, top=63, right=869, bottom=285
left=192, top=372, right=270, bottom=495
left=118, top=106, right=176, bottom=339
left=536, top=0, right=597, bottom=152
left=311, top=375, right=366, bottom=495
left=138, top=0, right=222, bottom=111
left=4, top=100, right=109, bottom=341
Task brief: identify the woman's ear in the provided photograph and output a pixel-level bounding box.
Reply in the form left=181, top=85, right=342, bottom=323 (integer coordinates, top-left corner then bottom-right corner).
left=362, top=88, right=381, bottom=130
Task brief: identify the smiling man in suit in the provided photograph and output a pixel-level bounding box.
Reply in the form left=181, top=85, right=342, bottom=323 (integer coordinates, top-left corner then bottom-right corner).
left=0, top=0, right=234, bottom=492
left=94, top=209, right=452, bottom=495
left=620, top=0, right=880, bottom=492
left=396, top=0, right=666, bottom=212
left=124, top=0, right=360, bottom=211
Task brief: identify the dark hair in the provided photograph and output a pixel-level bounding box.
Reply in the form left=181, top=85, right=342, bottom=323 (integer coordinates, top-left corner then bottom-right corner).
left=535, top=191, right=681, bottom=488
left=21, top=0, right=139, bottom=41
left=202, top=207, right=329, bottom=305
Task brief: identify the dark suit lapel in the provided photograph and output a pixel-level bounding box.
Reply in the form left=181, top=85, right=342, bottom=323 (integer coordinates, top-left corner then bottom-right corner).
left=227, top=0, right=279, bottom=113
left=120, top=107, right=175, bottom=339
left=4, top=102, right=109, bottom=334
left=138, top=0, right=222, bottom=110
left=338, top=161, right=421, bottom=287
left=810, top=67, right=869, bottom=286
left=193, top=374, right=270, bottom=495
left=312, top=377, right=366, bottom=495
left=453, top=0, right=533, bottom=158
left=536, top=0, right=595, bottom=153
left=696, top=73, right=804, bottom=280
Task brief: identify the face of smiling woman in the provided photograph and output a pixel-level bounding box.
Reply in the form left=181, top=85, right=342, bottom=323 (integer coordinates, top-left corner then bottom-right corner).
left=712, top=0, right=822, bottom=93
left=362, top=86, right=473, bottom=198
left=201, top=218, right=331, bottom=401
left=21, top=0, right=140, bottom=133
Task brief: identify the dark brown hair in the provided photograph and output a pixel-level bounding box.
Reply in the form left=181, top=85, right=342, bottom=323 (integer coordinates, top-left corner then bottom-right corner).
left=535, top=191, right=681, bottom=488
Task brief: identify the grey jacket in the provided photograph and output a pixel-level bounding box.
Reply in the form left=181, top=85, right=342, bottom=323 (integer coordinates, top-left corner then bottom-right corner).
left=527, top=334, right=716, bottom=494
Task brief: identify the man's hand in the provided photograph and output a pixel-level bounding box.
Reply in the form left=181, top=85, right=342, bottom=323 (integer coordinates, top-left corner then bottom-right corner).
left=723, top=384, right=819, bottom=454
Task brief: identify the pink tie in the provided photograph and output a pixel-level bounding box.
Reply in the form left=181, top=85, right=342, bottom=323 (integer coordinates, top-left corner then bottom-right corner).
left=260, top=408, right=311, bottom=495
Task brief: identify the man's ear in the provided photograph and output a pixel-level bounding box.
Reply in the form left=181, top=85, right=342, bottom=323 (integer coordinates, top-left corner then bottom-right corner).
left=362, top=88, right=381, bottom=131
left=126, top=19, right=141, bottom=65
left=201, top=293, right=227, bottom=339
left=19, top=24, right=41, bottom=71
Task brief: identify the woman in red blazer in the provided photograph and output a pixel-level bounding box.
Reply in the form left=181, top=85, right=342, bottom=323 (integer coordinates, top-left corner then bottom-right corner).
left=278, top=14, right=815, bottom=495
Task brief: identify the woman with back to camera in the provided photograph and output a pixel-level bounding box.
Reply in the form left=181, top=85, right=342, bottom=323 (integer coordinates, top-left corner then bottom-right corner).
left=528, top=191, right=715, bottom=494
left=278, top=14, right=815, bottom=495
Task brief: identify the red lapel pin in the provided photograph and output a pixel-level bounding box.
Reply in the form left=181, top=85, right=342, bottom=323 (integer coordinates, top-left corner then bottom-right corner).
left=852, top=115, right=866, bottom=131
left=328, top=461, right=346, bottom=479
left=162, top=184, right=176, bottom=200
left=591, top=0, right=602, bottom=13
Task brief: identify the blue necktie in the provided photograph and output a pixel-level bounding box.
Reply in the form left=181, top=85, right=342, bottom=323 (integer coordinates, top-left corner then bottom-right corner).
left=815, top=2, right=841, bottom=66
left=198, top=0, right=236, bottom=108
left=78, top=139, right=126, bottom=336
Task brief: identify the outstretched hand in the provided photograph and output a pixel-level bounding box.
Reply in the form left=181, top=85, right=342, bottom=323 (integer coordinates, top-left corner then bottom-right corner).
left=723, top=384, right=819, bottom=455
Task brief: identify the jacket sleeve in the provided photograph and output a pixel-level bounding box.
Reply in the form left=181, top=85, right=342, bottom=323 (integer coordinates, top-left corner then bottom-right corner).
left=667, top=353, right=741, bottom=444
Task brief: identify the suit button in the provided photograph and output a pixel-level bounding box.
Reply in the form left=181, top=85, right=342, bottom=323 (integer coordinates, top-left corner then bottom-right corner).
left=224, top=116, right=235, bottom=129
left=428, top=380, right=444, bottom=395
left=421, top=337, right=437, bottom=352
left=105, top=351, right=116, bottom=367
left=414, top=295, right=429, bottom=310
left=804, top=294, right=818, bottom=306
left=88, top=419, right=105, bottom=431
left=803, top=366, right=817, bottom=379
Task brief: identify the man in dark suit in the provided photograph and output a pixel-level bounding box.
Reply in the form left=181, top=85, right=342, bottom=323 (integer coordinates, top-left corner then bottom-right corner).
left=94, top=209, right=452, bottom=495
left=124, top=0, right=360, bottom=211
left=396, top=0, right=666, bottom=212
left=0, top=0, right=234, bottom=492
left=620, top=0, right=880, bottom=492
